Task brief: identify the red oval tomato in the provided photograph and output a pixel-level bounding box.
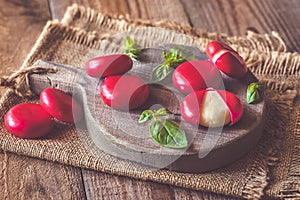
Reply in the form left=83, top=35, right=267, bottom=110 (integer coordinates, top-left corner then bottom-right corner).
left=85, top=54, right=133, bottom=77
left=100, top=75, right=149, bottom=110
left=172, top=60, right=222, bottom=94
left=4, top=103, right=54, bottom=139
left=40, top=88, right=83, bottom=124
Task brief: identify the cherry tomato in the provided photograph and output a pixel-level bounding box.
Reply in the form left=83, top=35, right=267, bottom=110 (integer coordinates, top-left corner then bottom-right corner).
left=85, top=54, right=133, bottom=77
left=4, top=103, right=54, bottom=139
left=100, top=74, right=149, bottom=110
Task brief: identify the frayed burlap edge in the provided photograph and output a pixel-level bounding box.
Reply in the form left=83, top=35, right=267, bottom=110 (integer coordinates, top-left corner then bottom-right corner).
left=60, top=4, right=299, bottom=86
left=61, top=4, right=287, bottom=53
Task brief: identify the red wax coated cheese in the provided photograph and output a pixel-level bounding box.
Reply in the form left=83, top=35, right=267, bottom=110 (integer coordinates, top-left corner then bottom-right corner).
left=100, top=75, right=149, bottom=110
left=40, top=88, right=83, bottom=124
left=206, top=41, right=248, bottom=79
left=85, top=54, right=133, bottom=77
left=172, top=60, right=222, bottom=94
left=180, top=89, right=244, bottom=127
left=4, top=103, right=54, bottom=139
left=206, top=40, right=237, bottom=59
left=214, top=51, right=248, bottom=79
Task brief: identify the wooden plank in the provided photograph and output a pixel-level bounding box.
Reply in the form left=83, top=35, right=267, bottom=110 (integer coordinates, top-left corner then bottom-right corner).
left=0, top=0, right=50, bottom=81
left=82, top=169, right=173, bottom=200
left=181, top=0, right=300, bottom=52
left=170, top=186, right=242, bottom=200
left=48, top=0, right=190, bottom=25
left=82, top=169, right=239, bottom=200
left=49, top=0, right=300, bottom=52
left=0, top=151, right=86, bottom=199
left=0, top=1, right=86, bottom=199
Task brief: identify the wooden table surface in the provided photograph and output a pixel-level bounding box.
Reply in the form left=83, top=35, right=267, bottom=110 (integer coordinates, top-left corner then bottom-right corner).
left=0, top=0, right=299, bottom=199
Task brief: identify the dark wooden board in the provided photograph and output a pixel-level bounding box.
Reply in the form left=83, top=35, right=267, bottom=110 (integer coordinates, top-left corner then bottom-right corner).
left=28, top=31, right=265, bottom=173
left=87, top=48, right=265, bottom=172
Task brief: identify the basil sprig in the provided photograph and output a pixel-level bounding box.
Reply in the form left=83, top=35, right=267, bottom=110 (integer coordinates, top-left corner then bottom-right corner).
left=247, top=82, right=264, bottom=104
left=151, top=47, right=195, bottom=82
left=139, top=108, right=188, bottom=149
left=122, top=36, right=142, bottom=61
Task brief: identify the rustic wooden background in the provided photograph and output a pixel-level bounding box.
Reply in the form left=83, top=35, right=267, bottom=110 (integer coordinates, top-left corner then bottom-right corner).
left=0, top=0, right=299, bottom=199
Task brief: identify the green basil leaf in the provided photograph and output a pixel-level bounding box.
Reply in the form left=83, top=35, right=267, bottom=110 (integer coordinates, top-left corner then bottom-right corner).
left=171, top=46, right=196, bottom=61
left=162, top=119, right=188, bottom=148
left=122, top=36, right=142, bottom=61
left=138, top=110, right=153, bottom=123
left=150, top=119, right=188, bottom=149
left=247, top=82, right=264, bottom=104
left=123, top=36, right=134, bottom=48
left=151, top=47, right=195, bottom=82
left=154, top=108, right=171, bottom=116
left=150, top=120, right=166, bottom=144
left=151, top=64, right=171, bottom=82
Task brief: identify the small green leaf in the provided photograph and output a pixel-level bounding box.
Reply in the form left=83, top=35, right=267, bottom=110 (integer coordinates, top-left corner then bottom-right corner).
left=155, top=108, right=171, bottom=116
left=162, top=119, right=188, bottom=148
left=150, top=46, right=195, bottom=82
left=150, top=64, right=171, bottom=82
left=138, top=110, right=154, bottom=123
left=150, top=119, right=188, bottom=149
left=139, top=107, right=188, bottom=149
left=124, top=36, right=134, bottom=48
left=171, top=46, right=196, bottom=61
left=122, top=36, right=142, bottom=61
left=150, top=120, right=166, bottom=145
left=247, top=82, right=264, bottom=104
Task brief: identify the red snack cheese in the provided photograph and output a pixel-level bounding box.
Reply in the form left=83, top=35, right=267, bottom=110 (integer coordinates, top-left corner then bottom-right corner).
left=40, top=88, right=83, bottom=124
left=85, top=54, right=133, bottom=77
left=206, top=41, right=248, bottom=79
left=4, top=103, right=54, bottom=139
left=180, top=89, right=244, bottom=127
left=100, top=74, right=149, bottom=110
left=172, top=60, right=222, bottom=94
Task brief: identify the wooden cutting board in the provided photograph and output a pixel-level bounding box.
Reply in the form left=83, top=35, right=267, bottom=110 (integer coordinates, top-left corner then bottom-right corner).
left=28, top=29, right=266, bottom=173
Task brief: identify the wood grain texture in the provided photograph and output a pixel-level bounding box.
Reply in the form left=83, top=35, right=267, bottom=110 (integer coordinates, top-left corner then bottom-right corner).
left=0, top=1, right=85, bottom=200
left=0, top=151, right=86, bottom=200
left=82, top=169, right=172, bottom=200
left=180, top=0, right=300, bottom=52
left=0, top=0, right=50, bottom=79
left=49, top=0, right=190, bottom=24
left=82, top=169, right=241, bottom=200
left=49, top=0, right=300, bottom=52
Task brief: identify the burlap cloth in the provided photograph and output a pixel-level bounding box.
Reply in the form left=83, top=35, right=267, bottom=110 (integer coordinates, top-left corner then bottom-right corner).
left=0, top=4, right=299, bottom=199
